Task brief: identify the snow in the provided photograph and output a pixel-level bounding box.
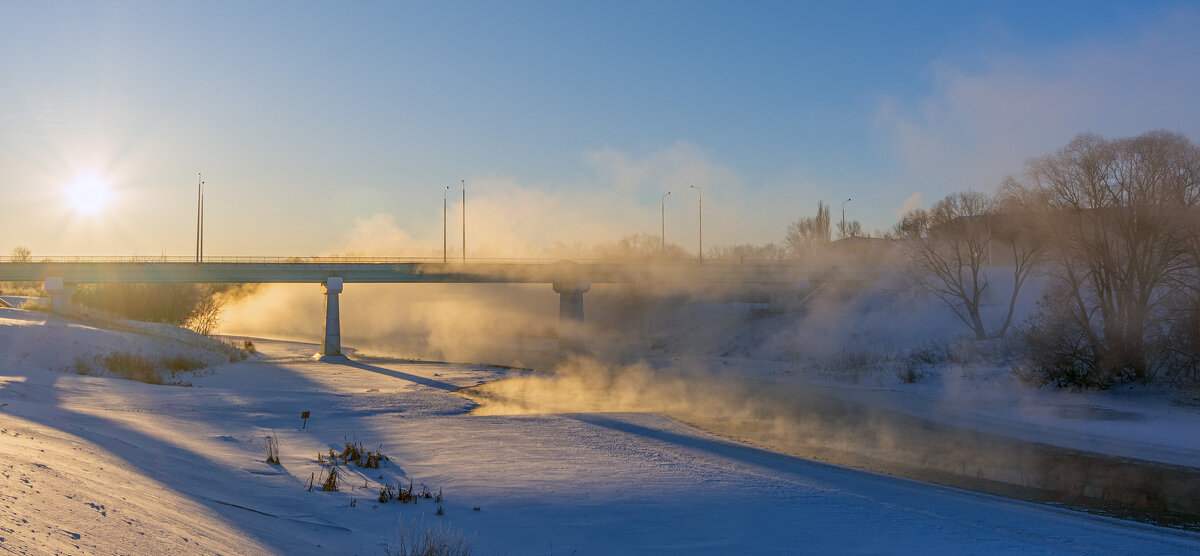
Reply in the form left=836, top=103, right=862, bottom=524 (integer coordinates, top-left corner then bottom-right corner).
left=2, top=303, right=1200, bottom=554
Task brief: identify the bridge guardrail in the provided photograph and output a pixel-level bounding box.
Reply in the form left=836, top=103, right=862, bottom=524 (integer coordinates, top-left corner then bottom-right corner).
left=0, top=255, right=811, bottom=266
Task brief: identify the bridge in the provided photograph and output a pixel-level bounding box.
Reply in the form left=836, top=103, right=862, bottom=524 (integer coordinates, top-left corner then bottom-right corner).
left=0, top=256, right=873, bottom=357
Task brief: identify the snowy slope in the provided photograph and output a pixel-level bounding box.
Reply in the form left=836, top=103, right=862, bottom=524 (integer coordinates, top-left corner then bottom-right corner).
left=2, top=306, right=1200, bottom=554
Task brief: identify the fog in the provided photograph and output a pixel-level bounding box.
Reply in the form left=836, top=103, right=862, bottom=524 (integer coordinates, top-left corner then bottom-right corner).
left=213, top=130, right=1200, bottom=520
left=215, top=242, right=1194, bottom=518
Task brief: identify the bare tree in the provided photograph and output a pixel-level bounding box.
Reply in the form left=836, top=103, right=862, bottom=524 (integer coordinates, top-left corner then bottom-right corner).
left=591, top=234, right=688, bottom=260
left=184, top=290, right=226, bottom=336
left=895, top=192, right=1000, bottom=340
left=836, top=219, right=862, bottom=240
left=1013, top=131, right=1200, bottom=384
left=784, top=201, right=831, bottom=258
left=11, top=246, right=31, bottom=262
left=705, top=243, right=788, bottom=262
left=991, top=186, right=1049, bottom=337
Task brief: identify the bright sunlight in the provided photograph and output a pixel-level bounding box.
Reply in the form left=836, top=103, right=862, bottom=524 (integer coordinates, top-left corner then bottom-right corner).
left=64, top=174, right=114, bottom=216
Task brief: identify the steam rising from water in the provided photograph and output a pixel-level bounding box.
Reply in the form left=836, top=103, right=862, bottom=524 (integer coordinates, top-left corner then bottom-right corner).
left=220, top=283, right=560, bottom=367
left=216, top=261, right=1195, bottom=520
left=460, top=356, right=888, bottom=458
left=460, top=357, right=1200, bottom=523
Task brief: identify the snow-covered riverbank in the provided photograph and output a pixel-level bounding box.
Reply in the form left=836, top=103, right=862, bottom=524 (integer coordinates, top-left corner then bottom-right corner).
left=2, top=306, right=1200, bottom=554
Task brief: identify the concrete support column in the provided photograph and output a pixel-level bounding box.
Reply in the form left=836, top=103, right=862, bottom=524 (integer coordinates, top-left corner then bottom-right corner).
left=552, top=278, right=591, bottom=322
left=44, top=277, right=76, bottom=315
left=321, top=277, right=343, bottom=357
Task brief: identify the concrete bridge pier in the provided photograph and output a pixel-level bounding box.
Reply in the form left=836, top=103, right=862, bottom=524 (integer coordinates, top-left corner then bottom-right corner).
left=44, top=277, right=76, bottom=315
left=553, top=278, right=591, bottom=322
left=553, top=278, right=591, bottom=352
left=320, top=277, right=343, bottom=357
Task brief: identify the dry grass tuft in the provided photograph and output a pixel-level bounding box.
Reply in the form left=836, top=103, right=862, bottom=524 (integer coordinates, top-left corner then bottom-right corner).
left=381, top=517, right=474, bottom=556
left=65, top=349, right=212, bottom=386
left=265, top=435, right=281, bottom=465
left=321, top=466, right=340, bottom=492
left=379, top=479, right=416, bottom=504
left=161, top=354, right=206, bottom=373
left=102, top=351, right=161, bottom=384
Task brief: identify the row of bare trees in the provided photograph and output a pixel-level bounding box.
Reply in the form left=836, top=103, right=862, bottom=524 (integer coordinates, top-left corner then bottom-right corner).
left=896, top=130, right=1200, bottom=387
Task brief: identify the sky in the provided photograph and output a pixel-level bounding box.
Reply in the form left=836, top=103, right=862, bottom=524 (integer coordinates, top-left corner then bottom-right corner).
left=1, top=0, right=1198, bottom=257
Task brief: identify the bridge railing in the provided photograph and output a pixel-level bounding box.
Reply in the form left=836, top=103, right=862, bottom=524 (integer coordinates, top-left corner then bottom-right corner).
left=0, top=255, right=810, bottom=266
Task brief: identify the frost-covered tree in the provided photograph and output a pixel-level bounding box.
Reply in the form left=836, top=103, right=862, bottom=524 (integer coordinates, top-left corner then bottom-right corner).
left=893, top=191, right=1042, bottom=340
left=1012, top=131, right=1200, bottom=385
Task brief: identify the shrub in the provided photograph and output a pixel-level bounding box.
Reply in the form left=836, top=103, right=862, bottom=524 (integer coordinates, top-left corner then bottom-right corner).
left=101, top=351, right=161, bottom=384
left=825, top=348, right=891, bottom=382
left=363, top=447, right=385, bottom=469
left=893, top=360, right=924, bottom=384
left=378, top=483, right=397, bottom=503
left=70, top=356, right=95, bottom=375
left=378, top=480, right=416, bottom=504
left=1162, top=294, right=1200, bottom=386
left=1013, top=288, right=1146, bottom=389
left=340, top=442, right=363, bottom=466
left=381, top=517, right=474, bottom=556
left=22, top=298, right=51, bottom=312
left=161, top=354, right=206, bottom=374
left=183, top=293, right=225, bottom=336
left=397, top=480, right=414, bottom=503
left=321, top=466, right=340, bottom=492
left=72, top=283, right=228, bottom=334
left=216, top=337, right=251, bottom=361
left=64, top=350, right=209, bottom=386
left=333, top=441, right=388, bottom=469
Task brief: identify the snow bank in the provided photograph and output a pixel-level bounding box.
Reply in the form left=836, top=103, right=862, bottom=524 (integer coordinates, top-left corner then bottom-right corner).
left=2, top=302, right=1200, bottom=553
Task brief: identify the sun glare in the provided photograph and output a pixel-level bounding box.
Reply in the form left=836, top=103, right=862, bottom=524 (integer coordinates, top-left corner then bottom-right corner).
left=65, top=174, right=114, bottom=216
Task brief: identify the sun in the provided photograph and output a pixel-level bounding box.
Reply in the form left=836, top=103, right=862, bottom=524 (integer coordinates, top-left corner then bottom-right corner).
left=64, top=174, right=114, bottom=216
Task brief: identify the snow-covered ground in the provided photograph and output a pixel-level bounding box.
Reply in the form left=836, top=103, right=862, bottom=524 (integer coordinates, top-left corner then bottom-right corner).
left=3, top=305, right=1200, bottom=554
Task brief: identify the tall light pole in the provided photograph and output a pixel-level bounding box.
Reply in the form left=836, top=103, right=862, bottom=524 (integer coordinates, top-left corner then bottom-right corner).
left=200, top=178, right=205, bottom=262
left=195, top=173, right=205, bottom=263
left=841, top=198, right=852, bottom=239
left=689, top=185, right=702, bottom=261
left=461, top=179, right=466, bottom=263
left=660, top=191, right=671, bottom=255
left=195, top=173, right=201, bottom=263
left=443, top=185, right=450, bottom=263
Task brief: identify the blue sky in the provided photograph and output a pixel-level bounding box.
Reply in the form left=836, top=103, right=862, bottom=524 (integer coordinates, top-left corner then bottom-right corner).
left=2, top=1, right=1198, bottom=256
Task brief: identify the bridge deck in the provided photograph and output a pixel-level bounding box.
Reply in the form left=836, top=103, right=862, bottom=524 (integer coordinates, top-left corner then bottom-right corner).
left=0, top=259, right=826, bottom=285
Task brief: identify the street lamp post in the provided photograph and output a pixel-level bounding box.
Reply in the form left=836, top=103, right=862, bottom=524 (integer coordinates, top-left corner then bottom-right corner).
left=660, top=191, right=671, bottom=255
left=195, top=173, right=205, bottom=263
left=461, top=179, right=466, bottom=263
left=841, top=198, right=852, bottom=239
left=201, top=178, right=205, bottom=262
left=195, top=173, right=201, bottom=263
left=689, top=185, right=702, bottom=261
left=443, top=185, right=450, bottom=263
